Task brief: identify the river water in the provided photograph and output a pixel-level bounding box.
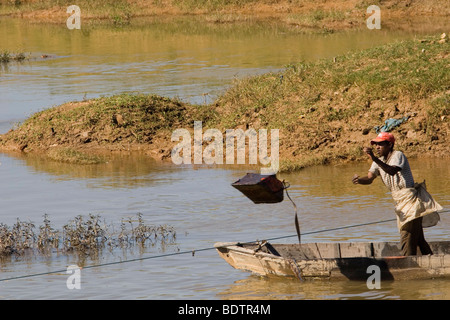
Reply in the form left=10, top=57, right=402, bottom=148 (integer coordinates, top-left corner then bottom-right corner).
left=0, top=17, right=449, bottom=300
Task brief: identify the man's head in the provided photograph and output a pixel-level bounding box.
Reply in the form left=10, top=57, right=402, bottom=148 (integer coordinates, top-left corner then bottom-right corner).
left=370, top=132, right=395, bottom=157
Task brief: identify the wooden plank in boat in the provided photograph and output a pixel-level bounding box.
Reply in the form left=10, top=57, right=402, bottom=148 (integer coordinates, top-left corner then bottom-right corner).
left=372, top=242, right=402, bottom=257
left=273, top=243, right=340, bottom=259
left=314, top=243, right=340, bottom=259
left=339, top=242, right=373, bottom=258
left=429, top=241, right=450, bottom=255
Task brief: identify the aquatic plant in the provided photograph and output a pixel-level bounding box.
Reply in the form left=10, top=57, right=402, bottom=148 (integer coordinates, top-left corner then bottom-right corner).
left=0, top=219, right=35, bottom=255
left=0, top=50, right=27, bottom=63
left=0, top=213, right=176, bottom=257
left=117, top=213, right=176, bottom=248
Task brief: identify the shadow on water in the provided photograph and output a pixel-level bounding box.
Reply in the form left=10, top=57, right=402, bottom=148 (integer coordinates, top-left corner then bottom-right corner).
left=216, top=273, right=450, bottom=300
left=1, top=151, right=179, bottom=189
left=335, top=257, right=394, bottom=281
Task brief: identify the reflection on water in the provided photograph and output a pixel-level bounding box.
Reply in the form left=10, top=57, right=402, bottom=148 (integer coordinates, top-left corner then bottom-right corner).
left=13, top=151, right=179, bottom=189
left=218, top=275, right=450, bottom=300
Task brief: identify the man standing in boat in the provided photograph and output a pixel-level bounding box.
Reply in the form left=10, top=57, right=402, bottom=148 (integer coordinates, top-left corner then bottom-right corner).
left=352, top=132, right=442, bottom=256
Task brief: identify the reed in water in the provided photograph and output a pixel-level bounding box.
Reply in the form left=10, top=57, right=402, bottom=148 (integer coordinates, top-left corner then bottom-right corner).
left=0, top=213, right=176, bottom=257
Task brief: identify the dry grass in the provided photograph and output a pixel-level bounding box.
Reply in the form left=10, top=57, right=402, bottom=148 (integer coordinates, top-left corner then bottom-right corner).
left=1, top=0, right=448, bottom=30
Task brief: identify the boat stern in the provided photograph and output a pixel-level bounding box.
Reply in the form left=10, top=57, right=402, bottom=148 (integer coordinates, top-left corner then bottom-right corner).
left=214, top=242, right=296, bottom=277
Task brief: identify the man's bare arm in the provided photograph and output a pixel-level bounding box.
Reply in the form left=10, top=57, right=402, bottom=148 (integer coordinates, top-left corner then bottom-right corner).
left=371, top=156, right=401, bottom=176
left=352, top=171, right=376, bottom=185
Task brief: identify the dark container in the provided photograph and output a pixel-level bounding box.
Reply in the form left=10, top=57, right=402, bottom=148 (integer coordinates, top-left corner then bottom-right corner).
left=232, top=173, right=284, bottom=204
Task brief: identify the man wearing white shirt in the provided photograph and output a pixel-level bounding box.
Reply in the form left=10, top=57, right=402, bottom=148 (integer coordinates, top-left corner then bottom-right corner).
left=352, top=132, right=441, bottom=256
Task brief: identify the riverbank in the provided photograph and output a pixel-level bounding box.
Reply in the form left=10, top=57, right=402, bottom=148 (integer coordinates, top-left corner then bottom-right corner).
left=1, top=0, right=449, bottom=32
left=0, top=34, right=448, bottom=171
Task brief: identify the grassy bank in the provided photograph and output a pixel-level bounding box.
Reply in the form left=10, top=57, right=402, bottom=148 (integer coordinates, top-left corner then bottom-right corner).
left=1, top=0, right=449, bottom=31
left=0, top=35, right=448, bottom=170
left=0, top=93, right=215, bottom=163
left=214, top=33, right=449, bottom=170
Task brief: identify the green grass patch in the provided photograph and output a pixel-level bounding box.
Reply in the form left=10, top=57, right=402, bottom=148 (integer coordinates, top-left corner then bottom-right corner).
left=217, top=35, right=450, bottom=129
left=47, top=147, right=104, bottom=164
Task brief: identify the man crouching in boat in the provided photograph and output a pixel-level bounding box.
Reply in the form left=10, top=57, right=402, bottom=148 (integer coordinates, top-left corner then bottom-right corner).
left=352, top=132, right=442, bottom=256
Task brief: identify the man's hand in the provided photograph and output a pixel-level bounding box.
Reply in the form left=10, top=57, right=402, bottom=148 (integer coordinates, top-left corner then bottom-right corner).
left=363, top=147, right=375, bottom=160
left=352, top=172, right=376, bottom=185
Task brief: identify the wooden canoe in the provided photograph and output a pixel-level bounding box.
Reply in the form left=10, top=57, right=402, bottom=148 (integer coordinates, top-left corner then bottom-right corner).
left=214, top=241, right=450, bottom=281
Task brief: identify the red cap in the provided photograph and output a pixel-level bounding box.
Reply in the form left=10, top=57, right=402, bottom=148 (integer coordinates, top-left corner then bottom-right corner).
left=370, top=132, right=395, bottom=145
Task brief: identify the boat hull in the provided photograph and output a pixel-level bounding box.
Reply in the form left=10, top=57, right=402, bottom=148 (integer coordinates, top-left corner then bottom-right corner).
left=214, top=241, right=450, bottom=280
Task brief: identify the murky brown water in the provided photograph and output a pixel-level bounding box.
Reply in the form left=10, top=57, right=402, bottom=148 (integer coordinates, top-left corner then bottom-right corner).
left=0, top=153, right=448, bottom=299
left=0, top=17, right=449, bottom=300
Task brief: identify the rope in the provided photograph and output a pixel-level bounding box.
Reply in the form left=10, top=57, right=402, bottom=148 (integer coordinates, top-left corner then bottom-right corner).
left=0, top=247, right=214, bottom=282
left=1, top=209, right=449, bottom=283
left=282, top=180, right=301, bottom=244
